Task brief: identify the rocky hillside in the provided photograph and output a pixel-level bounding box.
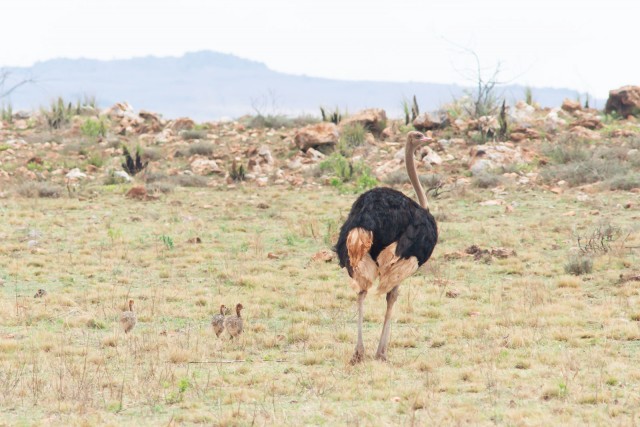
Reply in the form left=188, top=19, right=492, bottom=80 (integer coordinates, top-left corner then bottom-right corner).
left=0, top=86, right=639, bottom=201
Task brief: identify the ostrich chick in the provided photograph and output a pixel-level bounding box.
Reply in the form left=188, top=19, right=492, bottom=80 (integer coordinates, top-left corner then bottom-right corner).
left=223, top=303, right=244, bottom=339
left=120, top=299, right=137, bottom=334
left=211, top=304, right=227, bottom=337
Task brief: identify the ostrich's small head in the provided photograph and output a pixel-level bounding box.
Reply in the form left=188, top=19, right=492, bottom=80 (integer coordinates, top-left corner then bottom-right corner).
left=220, top=304, right=227, bottom=315
left=128, top=299, right=134, bottom=310
left=406, top=131, right=432, bottom=152
left=236, top=303, right=244, bottom=314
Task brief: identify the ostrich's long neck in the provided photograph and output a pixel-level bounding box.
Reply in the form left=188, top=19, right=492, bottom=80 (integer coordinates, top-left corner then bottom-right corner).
left=405, top=143, right=429, bottom=211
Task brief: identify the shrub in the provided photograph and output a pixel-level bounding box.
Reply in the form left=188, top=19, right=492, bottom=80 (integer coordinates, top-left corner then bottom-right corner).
left=320, top=107, right=342, bottom=124
left=472, top=171, right=504, bottom=188
left=608, top=173, right=640, bottom=191
left=44, top=97, right=73, bottom=129
left=16, top=182, right=62, bottom=198
left=81, top=118, right=107, bottom=138
left=319, top=153, right=377, bottom=192
left=181, top=130, right=208, bottom=140
left=384, top=169, right=409, bottom=185
left=541, top=159, right=625, bottom=187
left=543, top=141, right=590, bottom=164
left=147, top=181, right=175, bottom=194
left=144, top=171, right=169, bottom=183
left=188, top=142, right=215, bottom=156
left=564, top=255, right=593, bottom=276
left=229, top=159, right=246, bottom=182
left=87, top=153, right=104, bottom=168
left=142, top=147, right=162, bottom=161
left=171, top=174, right=208, bottom=187
left=121, top=145, right=148, bottom=176
left=337, top=123, right=367, bottom=155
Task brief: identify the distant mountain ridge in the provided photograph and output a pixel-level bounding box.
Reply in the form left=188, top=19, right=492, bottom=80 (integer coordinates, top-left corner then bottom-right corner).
left=2, top=51, right=591, bottom=121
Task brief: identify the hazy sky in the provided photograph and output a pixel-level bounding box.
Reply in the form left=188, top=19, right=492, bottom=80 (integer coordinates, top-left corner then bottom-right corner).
left=1, top=0, right=636, bottom=99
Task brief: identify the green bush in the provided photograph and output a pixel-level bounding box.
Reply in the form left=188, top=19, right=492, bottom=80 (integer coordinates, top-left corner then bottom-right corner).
left=81, top=118, right=108, bottom=137
left=337, top=123, right=367, bottom=155
left=319, top=153, right=377, bottom=192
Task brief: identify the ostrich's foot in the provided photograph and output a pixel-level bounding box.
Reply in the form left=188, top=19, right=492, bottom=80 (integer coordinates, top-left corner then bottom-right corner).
left=374, top=351, right=387, bottom=362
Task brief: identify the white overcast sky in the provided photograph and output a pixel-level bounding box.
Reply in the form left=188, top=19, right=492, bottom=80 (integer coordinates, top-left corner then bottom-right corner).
left=1, top=0, right=637, bottom=98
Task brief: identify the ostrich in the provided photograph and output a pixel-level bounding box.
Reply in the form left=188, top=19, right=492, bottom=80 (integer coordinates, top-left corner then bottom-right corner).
left=336, top=131, right=438, bottom=364
left=223, top=303, right=244, bottom=339
left=211, top=304, right=227, bottom=337
left=120, top=299, right=137, bottom=334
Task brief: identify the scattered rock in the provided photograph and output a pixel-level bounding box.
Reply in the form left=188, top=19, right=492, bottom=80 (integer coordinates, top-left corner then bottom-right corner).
left=169, top=117, right=195, bottom=132
left=311, top=250, right=334, bottom=263
left=113, top=171, right=132, bottom=183
left=561, top=99, right=582, bottom=113
left=125, top=186, right=156, bottom=200
left=294, top=122, right=339, bottom=151
left=257, top=202, right=270, bottom=209
left=570, top=116, right=602, bottom=130
left=465, top=245, right=516, bottom=261
left=187, top=237, right=202, bottom=244
left=605, top=86, right=640, bottom=118
left=479, top=199, right=505, bottom=206
left=65, top=168, right=87, bottom=180
left=190, top=158, right=222, bottom=175
left=340, top=108, right=387, bottom=133
left=412, top=112, right=448, bottom=131
left=569, top=126, right=601, bottom=140
left=468, top=144, right=528, bottom=175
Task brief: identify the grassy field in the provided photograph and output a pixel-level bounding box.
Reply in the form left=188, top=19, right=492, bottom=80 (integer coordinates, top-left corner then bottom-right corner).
left=1, top=183, right=639, bottom=425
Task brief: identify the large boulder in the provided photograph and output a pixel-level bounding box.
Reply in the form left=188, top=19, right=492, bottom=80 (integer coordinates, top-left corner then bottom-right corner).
left=412, top=112, right=449, bottom=131
left=340, top=108, right=387, bottom=133
left=605, top=86, right=640, bottom=118
left=169, top=117, right=196, bottom=132
left=294, top=122, right=339, bottom=151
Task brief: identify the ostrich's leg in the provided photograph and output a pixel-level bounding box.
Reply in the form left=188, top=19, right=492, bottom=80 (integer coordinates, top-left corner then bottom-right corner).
left=375, top=286, right=399, bottom=361
left=351, top=290, right=367, bottom=364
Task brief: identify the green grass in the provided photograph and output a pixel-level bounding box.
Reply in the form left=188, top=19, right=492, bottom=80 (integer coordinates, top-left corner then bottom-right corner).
left=1, top=185, right=639, bottom=425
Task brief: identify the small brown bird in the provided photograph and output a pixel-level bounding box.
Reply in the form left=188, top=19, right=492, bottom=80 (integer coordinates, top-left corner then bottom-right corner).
left=211, top=304, right=227, bottom=337
left=34, top=289, right=47, bottom=298
left=120, top=299, right=137, bottom=334
left=223, top=303, right=244, bottom=339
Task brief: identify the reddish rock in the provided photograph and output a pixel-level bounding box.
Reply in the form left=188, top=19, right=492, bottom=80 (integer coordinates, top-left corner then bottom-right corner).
left=340, top=108, right=387, bottom=133
left=605, top=86, right=640, bottom=118
left=294, top=122, right=339, bottom=151
left=169, top=117, right=195, bottom=132
left=561, top=99, right=582, bottom=113
left=413, top=112, right=448, bottom=131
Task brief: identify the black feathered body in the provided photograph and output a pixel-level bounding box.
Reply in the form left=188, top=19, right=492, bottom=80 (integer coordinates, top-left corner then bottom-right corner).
left=336, top=187, right=438, bottom=277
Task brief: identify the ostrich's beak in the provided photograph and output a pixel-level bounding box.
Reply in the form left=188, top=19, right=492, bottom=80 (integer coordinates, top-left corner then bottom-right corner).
left=419, top=136, right=433, bottom=143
